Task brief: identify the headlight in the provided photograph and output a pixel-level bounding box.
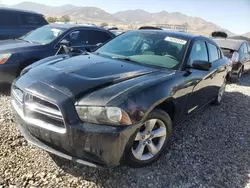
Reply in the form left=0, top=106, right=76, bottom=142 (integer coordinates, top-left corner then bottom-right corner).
left=76, top=106, right=132, bottom=126
left=0, top=54, right=11, bottom=64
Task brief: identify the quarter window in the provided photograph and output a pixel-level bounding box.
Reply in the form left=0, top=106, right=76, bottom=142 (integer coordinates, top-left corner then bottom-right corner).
left=20, top=14, right=46, bottom=25
left=189, top=41, right=208, bottom=64
left=0, top=11, right=19, bottom=26
left=207, top=43, right=219, bottom=62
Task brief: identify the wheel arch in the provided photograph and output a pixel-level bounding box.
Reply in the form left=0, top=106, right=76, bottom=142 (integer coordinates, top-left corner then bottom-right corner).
left=141, top=97, right=176, bottom=123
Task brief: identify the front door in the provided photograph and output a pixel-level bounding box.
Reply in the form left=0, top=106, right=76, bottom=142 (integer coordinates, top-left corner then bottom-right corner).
left=184, top=40, right=217, bottom=116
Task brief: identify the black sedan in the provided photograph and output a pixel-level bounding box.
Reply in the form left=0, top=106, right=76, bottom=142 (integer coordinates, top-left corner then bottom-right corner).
left=0, top=24, right=115, bottom=84
left=12, top=30, right=230, bottom=168
left=214, top=38, right=250, bottom=82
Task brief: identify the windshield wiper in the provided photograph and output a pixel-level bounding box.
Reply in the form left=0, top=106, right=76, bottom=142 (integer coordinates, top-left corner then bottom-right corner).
left=112, top=56, right=137, bottom=63
left=16, top=38, right=33, bottom=44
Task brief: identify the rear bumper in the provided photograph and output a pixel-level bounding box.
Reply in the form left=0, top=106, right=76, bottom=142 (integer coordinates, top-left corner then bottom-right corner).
left=0, top=64, right=19, bottom=84
left=231, top=63, right=242, bottom=75
left=12, top=103, right=138, bottom=168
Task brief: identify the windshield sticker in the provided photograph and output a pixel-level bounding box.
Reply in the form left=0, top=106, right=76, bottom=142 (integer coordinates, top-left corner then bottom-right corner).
left=51, top=28, right=62, bottom=37
left=164, top=37, right=187, bottom=45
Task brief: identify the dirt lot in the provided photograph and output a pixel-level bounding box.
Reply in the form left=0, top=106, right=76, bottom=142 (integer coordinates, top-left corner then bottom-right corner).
left=0, top=74, right=250, bottom=188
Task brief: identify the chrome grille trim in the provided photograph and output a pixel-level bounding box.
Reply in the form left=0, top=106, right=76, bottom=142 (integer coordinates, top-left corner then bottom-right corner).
left=25, top=102, right=63, bottom=120
left=12, top=86, right=24, bottom=103
left=12, top=86, right=66, bottom=134
left=12, top=99, right=66, bottom=134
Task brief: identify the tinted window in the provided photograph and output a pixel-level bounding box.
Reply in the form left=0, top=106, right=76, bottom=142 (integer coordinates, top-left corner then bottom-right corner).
left=189, top=41, right=208, bottom=64
left=207, top=43, right=219, bottom=62
left=0, top=11, right=19, bottom=26
left=84, top=30, right=112, bottom=45
left=20, top=14, right=46, bottom=25
left=65, top=30, right=112, bottom=46
left=65, top=30, right=84, bottom=46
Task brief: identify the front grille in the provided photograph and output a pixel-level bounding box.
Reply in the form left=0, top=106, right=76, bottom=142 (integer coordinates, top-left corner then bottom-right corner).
left=12, top=86, right=66, bottom=133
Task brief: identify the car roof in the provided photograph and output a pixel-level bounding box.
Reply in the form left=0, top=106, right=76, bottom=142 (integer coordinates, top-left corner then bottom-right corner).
left=213, top=38, right=245, bottom=51
left=0, top=7, right=43, bottom=16
left=47, top=23, right=107, bottom=31
left=228, top=36, right=250, bottom=44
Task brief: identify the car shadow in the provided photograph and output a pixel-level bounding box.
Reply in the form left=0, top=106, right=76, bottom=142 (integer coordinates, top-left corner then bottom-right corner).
left=0, top=83, right=11, bottom=96
left=53, top=87, right=250, bottom=187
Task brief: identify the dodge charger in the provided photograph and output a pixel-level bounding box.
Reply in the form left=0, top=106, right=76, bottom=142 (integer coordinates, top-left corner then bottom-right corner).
left=12, top=30, right=230, bottom=168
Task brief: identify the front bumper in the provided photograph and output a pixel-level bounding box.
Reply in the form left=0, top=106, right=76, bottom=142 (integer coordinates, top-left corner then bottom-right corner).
left=0, top=63, right=19, bottom=84
left=11, top=82, right=139, bottom=168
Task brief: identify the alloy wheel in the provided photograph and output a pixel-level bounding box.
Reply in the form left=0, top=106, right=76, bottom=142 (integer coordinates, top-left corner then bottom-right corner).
left=218, top=81, right=226, bottom=103
left=238, top=68, right=243, bottom=79
left=132, top=119, right=167, bottom=161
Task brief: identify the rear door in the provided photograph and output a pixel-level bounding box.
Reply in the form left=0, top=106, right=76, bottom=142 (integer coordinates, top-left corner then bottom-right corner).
left=0, top=11, right=21, bottom=39
left=62, top=29, right=113, bottom=51
left=206, top=42, right=227, bottom=97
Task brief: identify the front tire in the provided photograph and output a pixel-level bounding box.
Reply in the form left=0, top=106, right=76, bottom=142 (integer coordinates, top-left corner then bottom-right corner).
left=125, top=109, right=172, bottom=168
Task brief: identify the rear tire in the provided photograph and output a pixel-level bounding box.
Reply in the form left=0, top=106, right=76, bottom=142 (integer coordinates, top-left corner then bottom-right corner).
left=212, top=79, right=226, bottom=106
left=125, top=109, right=172, bottom=168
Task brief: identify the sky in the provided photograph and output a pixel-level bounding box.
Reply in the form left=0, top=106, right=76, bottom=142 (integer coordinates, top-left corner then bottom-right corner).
left=2, top=0, right=250, bottom=35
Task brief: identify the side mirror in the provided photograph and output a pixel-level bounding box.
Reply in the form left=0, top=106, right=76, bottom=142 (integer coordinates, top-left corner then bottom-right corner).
left=60, top=39, right=71, bottom=47
left=190, top=60, right=212, bottom=71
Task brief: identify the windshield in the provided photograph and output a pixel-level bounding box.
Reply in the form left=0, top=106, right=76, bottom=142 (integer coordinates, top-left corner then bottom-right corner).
left=96, top=31, right=188, bottom=69
left=20, top=26, right=66, bottom=45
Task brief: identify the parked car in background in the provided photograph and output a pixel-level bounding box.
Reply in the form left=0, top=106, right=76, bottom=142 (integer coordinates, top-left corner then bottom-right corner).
left=214, top=38, right=250, bottom=82
left=138, top=26, right=162, bottom=30
left=228, top=35, right=250, bottom=45
left=0, top=24, right=115, bottom=84
left=0, top=8, right=48, bottom=40
left=110, top=30, right=125, bottom=36
left=12, top=30, right=231, bottom=168
left=104, top=26, right=119, bottom=30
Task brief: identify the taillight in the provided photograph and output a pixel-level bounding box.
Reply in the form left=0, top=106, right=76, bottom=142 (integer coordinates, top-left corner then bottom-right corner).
left=231, top=51, right=239, bottom=64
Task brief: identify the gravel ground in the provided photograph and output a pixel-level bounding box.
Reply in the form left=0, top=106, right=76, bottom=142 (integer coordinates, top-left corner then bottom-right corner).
left=1, top=74, right=250, bottom=188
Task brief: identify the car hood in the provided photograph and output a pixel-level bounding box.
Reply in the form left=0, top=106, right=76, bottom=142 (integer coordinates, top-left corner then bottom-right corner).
left=15, top=54, right=162, bottom=99
left=0, top=39, right=41, bottom=53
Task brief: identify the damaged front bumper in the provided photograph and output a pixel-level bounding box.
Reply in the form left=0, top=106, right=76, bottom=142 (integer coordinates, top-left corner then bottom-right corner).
left=11, top=82, right=139, bottom=168
left=13, top=105, right=138, bottom=168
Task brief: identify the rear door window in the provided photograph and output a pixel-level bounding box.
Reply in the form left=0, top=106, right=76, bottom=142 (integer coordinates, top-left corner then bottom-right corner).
left=84, top=30, right=113, bottom=45
left=0, top=11, right=20, bottom=26
left=65, top=30, right=113, bottom=47
left=207, top=43, right=219, bottom=62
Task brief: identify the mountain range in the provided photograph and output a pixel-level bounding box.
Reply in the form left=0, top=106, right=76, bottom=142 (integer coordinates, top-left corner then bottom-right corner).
left=1, top=2, right=248, bottom=36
